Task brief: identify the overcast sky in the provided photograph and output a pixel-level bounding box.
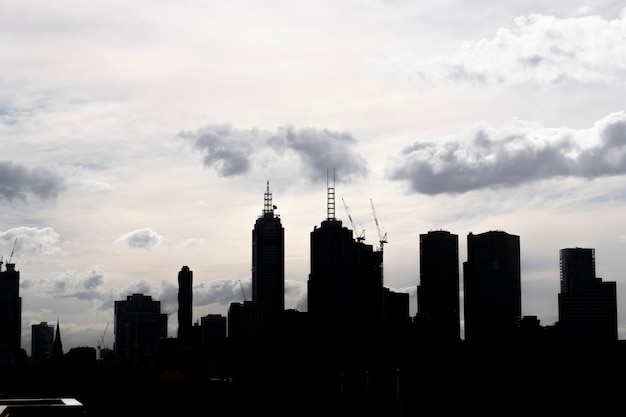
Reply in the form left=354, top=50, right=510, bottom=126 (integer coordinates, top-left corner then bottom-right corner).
left=2, top=0, right=626, bottom=354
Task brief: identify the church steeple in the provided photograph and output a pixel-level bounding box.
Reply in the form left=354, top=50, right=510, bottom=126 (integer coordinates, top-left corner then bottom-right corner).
left=52, top=318, right=63, bottom=359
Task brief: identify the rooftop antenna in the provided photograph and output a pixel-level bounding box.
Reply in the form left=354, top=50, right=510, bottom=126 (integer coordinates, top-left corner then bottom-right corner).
left=327, top=168, right=336, bottom=221
left=263, top=181, right=275, bottom=215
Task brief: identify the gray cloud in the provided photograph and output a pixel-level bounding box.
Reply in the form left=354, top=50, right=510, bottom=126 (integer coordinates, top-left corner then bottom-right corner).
left=384, top=10, right=626, bottom=88
left=115, top=228, right=163, bottom=249
left=389, top=111, right=626, bottom=194
left=179, top=124, right=368, bottom=183
left=0, top=161, right=65, bottom=202
left=22, top=266, right=106, bottom=302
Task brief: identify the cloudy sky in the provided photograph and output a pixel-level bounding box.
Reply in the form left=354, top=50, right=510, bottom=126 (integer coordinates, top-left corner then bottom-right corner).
left=2, top=0, right=626, bottom=354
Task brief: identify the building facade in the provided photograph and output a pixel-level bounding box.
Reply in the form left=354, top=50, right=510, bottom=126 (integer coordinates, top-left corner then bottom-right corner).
left=307, top=179, right=384, bottom=348
left=558, top=248, right=617, bottom=344
left=31, top=322, right=54, bottom=366
left=0, top=262, right=21, bottom=369
left=463, top=231, right=521, bottom=344
left=114, top=293, right=168, bottom=365
left=177, top=265, right=193, bottom=341
left=417, top=230, right=460, bottom=342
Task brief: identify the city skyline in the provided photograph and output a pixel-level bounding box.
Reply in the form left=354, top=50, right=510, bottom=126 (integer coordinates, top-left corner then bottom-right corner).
left=1, top=1, right=626, bottom=354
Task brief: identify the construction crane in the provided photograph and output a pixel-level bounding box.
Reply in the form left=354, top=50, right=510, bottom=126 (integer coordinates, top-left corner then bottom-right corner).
left=8, top=237, right=17, bottom=263
left=342, top=198, right=365, bottom=242
left=370, top=198, right=387, bottom=251
left=238, top=279, right=248, bottom=302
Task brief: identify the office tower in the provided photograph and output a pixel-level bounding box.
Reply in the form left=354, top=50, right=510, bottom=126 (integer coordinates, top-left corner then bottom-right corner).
left=252, top=181, right=285, bottom=313
left=558, top=248, right=617, bottom=344
left=114, top=293, right=168, bottom=365
left=0, top=261, right=21, bottom=367
left=178, top=265, right=193, bottom=342
left=417, top=230, right=460, bottom=342
left=463, top=231, right=521, bottom=344
left=307, top=173, right=384, bottom=343
left=31, top=322, right=55, bottom=366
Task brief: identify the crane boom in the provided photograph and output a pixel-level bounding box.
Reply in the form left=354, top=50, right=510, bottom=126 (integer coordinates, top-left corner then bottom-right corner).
left=8, top=238, right=17, bottom=263
left=342, top=198, right=365, bottom=241
left=370, top=198, right=387, bottom=250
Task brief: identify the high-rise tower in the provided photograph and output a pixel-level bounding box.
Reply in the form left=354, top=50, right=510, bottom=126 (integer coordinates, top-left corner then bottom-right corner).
left=178, top=265, right=193, bottom=342
left=417, top=230, right=460, bottom=342
left=558, top=248, right=617, bottom=344
left=463, top=231, right=521, bottom=344
left=307, top=170, right=384, bottom=347
left=252, top=181, right=285, bottom=313
left=0, top=261, right=21, bottom=368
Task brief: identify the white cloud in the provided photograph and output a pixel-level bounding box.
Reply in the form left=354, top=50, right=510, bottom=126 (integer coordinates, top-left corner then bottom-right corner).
left=115, top=228, right=163, bottom=249
left=383, top=9, right=626, bottom=88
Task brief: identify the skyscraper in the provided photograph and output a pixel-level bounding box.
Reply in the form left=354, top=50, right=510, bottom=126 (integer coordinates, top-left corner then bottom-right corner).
left=558, top=248, right=617, bottom=344
left=417, top=230, right=460, bottom=342
left=252, top=181, right=285, bottom=313
left=463, top=231, right=521, bottom=344
left=0, top=261, right=21, bottom=368
left=307, top=173, right=384, bottom=345
left=178, top=265, right=193, bottom=342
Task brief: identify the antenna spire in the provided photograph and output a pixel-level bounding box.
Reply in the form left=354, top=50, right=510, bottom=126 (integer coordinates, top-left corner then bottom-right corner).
left=263, top=181, right=274, bottom=215
left=326, top=168, right=336, bottom=220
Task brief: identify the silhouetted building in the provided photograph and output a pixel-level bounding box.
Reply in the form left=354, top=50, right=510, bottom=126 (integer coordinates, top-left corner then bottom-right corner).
left=52, top=318, right=63, bottom=360
left=558, top=248, right=617, bottom=344
left=383, top=287, right=410, bottom=325
left=200, top=314, right=227, bottom=347
left=178, top=265, right=193, bottom=342
left=252, top=181, right=285, bottom=313
left=463, top=231, right=521, bottom=344
left=114, top=293, right=168, bottom=366
left=417, top=230, right=460, bottom=342
left=31, top=321, right=54, bottom=366
left=0, top=261, right=21, bottom=370
left=307, top=175, right=384, bottom=350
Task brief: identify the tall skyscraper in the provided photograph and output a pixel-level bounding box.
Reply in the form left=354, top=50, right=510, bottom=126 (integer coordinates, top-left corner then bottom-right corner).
left=417, top=230, right=460, bottom=342
left=463, top=231, right=521, bottom=344
left=558, top=248, right=617, bottom=344
left=307, top=173, right=384, bottom=344
left=0, top=261, right=21, bottom=367
left=252, top=181, right=285, bottom=313
left=178, top=265, right=193, bottom=342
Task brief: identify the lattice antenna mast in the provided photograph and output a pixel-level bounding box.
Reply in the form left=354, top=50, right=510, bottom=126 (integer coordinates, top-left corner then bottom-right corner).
left=326, top=168, right=336, bottom=221
left=263, top=181, right=274, bottom=215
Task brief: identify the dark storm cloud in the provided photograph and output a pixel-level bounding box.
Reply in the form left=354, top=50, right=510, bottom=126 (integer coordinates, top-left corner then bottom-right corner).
left=0, top=161, right=65, bottom=202
left=389, top=111, right=626, bottom=195
left=179, top=124, right=368, bottom=182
